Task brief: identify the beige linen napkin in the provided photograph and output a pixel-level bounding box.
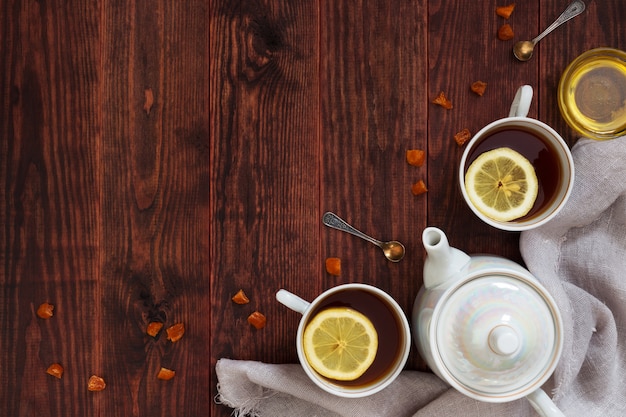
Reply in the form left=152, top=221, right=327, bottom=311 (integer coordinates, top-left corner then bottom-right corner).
left=519, top=136, right=626, bottom=416
left=216, top=137, right=626, bottom=416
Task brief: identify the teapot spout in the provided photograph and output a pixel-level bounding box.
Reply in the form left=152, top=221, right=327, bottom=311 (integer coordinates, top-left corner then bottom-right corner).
left=422, top=227, right=471, bottom=289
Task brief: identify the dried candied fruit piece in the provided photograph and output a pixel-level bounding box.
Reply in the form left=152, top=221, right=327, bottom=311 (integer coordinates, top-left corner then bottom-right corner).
left=157, top=367, right=176, bottom=381
left=247, top=311, right=267, bottom=329
left=144, top=88, right=154, bottom=115
left=166, top=323, right=185, bottom=343
left=146, top=321, right=164, bottom=337
left=498, top=24, right=514, bottom=41
left=46, top=363, right=64, bottom=379
left=411, top=180, right=428, bottom=196
left=325, top=257, right=341, bottom=276
left=37, top=303, right=54, bottom=319
left=496, top=3, right=516, bottom=19
left=471, top=81, right=487, bottom=96
left=454, top=128, right=472, bottom=147
left=406, top=149, right=426, bottom=167
left=88, top=375, right=106, bottom=391
left=432, top=91, right=453, bottom=109
left=231, top=289, right=250, bottom=305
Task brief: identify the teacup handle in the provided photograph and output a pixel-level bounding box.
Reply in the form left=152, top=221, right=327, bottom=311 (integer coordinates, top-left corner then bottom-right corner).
left=526, top=388, right=565, bottom=417
left=508, top=85, right=533, bottom=117
left=276, top=289, right=310, bottom=314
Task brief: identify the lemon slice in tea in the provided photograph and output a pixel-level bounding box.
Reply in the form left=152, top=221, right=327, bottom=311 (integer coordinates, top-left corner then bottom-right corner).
left=303, top=307, right=378, bottom=381
left=465, top=147, right=538, bottom=222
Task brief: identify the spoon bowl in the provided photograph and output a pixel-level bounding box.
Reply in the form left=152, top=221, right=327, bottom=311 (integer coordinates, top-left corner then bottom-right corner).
left=381, top=241, right=406, bottom=262
left=322, top=212, right=405, bottom=262
left=513, top=0, right=585, bottom=62
left=513, top=40, right=535, bottom=61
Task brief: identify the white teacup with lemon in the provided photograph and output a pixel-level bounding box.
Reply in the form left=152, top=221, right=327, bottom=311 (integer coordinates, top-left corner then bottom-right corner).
left=460, top=85, right=575, bottom=231
left=276, top=283, right=411, bottom=397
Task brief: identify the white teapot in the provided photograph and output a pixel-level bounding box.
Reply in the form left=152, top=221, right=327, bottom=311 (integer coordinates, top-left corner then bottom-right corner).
left=412, top=227, right=565, bottom=417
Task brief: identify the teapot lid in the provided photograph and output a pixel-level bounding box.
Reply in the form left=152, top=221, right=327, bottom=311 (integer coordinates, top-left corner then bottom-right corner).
left=431, top=274, right=562, bottom=400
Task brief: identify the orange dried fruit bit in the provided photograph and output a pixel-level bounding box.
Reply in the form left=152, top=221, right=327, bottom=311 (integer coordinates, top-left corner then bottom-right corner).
left=498, top=24, right=514, bottom=41
left=496, top=3, right=516, bottom=19
left=37, top=303, right=54, bottom=319
left=411, top=180, right=428, bottom=196
left=248, top=311, right=267, bottom=329
left=231, top=289, right=250, bottom=305
left=144, top=88, right=154, bottom=115
left=166, top=323, right=185, bottom=343
left=146, top=321, right=164, bottom=337
left=46, top=363, right=64, bottom=379
left=157, top=367, right=176, bottom=381
left=406, top=149, right=426, bottom=167
left=454, top=128, right=472, bottom=147
left=325, top=257, right=341, bottom=276
left=87, top=375, right=106, bottom=391
left=471, top=81, right=487, bottom=96
left=432, top=91, right=453, bottom=109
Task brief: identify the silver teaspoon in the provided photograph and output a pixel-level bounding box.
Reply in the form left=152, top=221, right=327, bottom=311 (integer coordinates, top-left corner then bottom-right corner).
left=322, top=212, right=405, bottom=262
left=513, top=0, right=586, bottom=62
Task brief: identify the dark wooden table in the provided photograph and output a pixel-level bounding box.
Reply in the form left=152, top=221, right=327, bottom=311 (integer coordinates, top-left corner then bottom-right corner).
left=1, top=0, right=624, bottom=416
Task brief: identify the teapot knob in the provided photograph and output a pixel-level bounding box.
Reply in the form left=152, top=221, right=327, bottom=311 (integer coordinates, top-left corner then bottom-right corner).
left=488, top=325, right=520, bottom=356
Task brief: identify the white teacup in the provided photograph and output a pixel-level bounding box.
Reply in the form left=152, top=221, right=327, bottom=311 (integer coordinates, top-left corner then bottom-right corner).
left=459, top=85, right=575, bottom=231
left=276, top=283, right=411, bottom=398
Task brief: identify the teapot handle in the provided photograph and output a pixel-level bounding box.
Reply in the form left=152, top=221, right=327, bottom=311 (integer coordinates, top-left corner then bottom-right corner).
left=526, top=388, right=565, bottom=417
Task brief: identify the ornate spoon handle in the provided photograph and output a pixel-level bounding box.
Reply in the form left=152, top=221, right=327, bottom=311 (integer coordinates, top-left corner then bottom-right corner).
left=322, top=212, right=382, bottom=246
left=532, top=0, right=585, bottom=45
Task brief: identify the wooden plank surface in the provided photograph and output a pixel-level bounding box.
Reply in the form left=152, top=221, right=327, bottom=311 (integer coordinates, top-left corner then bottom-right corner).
left=1, top=1, right=103, bottom=415
left=210, top=0, right=322, bottom=370
left=1, top=0, right=625, bottom=416
left=1, top=0, right=210, bottom=416
left=100, top=1, right=210, bottom=416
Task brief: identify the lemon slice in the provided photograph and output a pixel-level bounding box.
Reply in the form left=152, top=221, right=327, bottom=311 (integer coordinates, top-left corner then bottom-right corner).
left=303, top=307, right=378, bottom=381
left=465, top=147, right=538, bottom=222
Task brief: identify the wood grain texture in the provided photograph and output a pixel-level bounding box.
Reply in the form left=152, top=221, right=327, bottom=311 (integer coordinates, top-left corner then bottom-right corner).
left=1, top=1, right=102, bottom=416
left=209, top=0, right=321, bottom=375
left=1, top=0, right=209, bottom=416
left=100, top=1, right=209, bottom=416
